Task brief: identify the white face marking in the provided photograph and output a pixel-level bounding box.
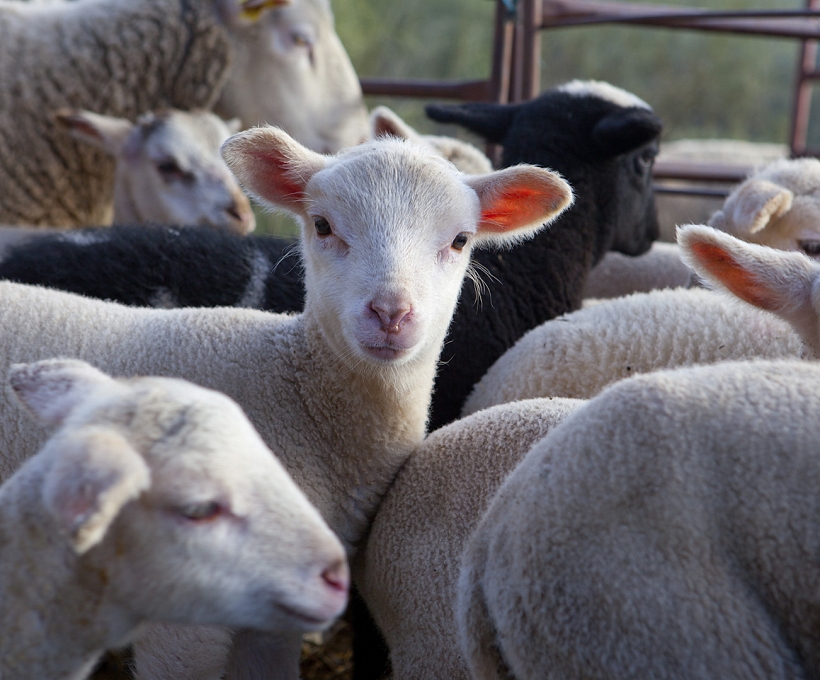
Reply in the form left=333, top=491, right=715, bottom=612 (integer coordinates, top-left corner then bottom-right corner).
left=238, top=250, right=272, bottom=308
left=58, top=230, right=110, bottom=246
left=557, top=80, right=651, bottom=110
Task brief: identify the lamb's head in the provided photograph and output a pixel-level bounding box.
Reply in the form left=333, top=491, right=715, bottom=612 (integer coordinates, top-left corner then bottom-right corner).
left=708, top=158, right=820, bottom=259
left=55, top=109, right=256, bottom=234
left=9, top=359, right=348, bottom=633
left=214, top=0, right=369, bottom=153
left=370, top=106, right=494, bottom=175
left=425, top=79, right=663, bottom=259
left=679, top=224, right=820, bottom=359
left=222, top=126, right=573, bottom=368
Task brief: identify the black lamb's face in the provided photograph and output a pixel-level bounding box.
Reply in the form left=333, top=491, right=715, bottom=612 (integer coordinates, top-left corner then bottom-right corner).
left=609, top=137, right=661, bottom=256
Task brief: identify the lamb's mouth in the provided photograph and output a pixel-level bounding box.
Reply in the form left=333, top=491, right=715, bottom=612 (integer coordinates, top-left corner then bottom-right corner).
left=362, top=344, right=410, bottom=361
left=275, top=602, right=332, bottom=627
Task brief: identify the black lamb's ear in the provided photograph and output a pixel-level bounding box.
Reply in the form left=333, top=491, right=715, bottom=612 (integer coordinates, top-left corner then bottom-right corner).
left=425, top=102, right=517, bottom=144
left=591, top=108, right=663, bottom=158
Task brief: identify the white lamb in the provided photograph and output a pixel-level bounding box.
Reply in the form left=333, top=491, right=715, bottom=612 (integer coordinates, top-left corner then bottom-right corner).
left=583, top=157, right=820, bottom=299
left=0, top=358, right=348, bottom=680
left=0, top=126, right=572, bottom=679
left=459, top=359, right=820, bottom=680
left=354, top=396, right=584, bottom=680
left=463, top=224, right=820, bottom=413
left=55, top=108, right=255, bottom=233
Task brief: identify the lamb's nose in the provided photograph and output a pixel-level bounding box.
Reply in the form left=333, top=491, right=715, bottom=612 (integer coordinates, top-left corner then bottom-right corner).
left=370, top=302, right=412, bottom=334
left=321, top=559, right=350, bottom=594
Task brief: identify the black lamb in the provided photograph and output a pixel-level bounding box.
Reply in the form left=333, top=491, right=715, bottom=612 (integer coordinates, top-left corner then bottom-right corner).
left=424, top=79, right=662, bottom=429
left=0, top=80, right=661, bottom=432
left=0, top=224, right=304, bottom=312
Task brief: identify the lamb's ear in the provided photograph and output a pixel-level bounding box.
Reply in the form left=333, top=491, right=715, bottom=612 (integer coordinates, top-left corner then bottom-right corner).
left=370, top=106, right=419, bottom=141
left=591, top=108, right=662, bottom=158
left=678, top=224, right=820, bottom=355
left=54, top=109, right=134, bottom=157
left=221, top=126, right=328, bottom=213
left=708, top=178, right=793, bottom=236
left=465, top=166, right=573, bottom=245
left=42, top=427, right=151, bottom=554
left=425, top=102, right=517, bottom=144
left=225, top=117, right=244, bottom=135
left=9, top=359, right=115, bottom=426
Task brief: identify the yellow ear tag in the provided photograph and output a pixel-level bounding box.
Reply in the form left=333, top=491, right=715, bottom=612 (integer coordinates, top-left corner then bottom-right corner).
left=238, top=0, right=289, bottom=23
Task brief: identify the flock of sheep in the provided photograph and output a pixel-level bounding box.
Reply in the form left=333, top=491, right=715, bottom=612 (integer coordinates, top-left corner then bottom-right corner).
left=1, top=1, right=820, bottom=680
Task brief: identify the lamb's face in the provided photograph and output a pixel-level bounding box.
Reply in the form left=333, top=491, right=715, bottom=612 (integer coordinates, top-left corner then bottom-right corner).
left=86, top=378, right=349, bottom=632
left=121, top=111, right=255, bottom=234
left=708, top=159, right=820, bottom=260
left=9, top=359, right=348, bottom=634
left=220, top=127, right=573, bottom=370
left=300, top=145, right=481, bottom=367
left=214, top=0, right=370, bottom=153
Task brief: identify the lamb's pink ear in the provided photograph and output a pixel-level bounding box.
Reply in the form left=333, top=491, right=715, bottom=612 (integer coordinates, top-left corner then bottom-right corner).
left=370, top=106, right=418, bottom=141
left=220, top=126, right=327, bottom=213
left=9, top=359, right=114, bottom=426
left=42, top=427, right=151, bottom=554
left=679, top=224, right=820, bottom=354
left=710, top=178, right=793, bottom=236
left=54, top=109, right=134, bottom=157
left=465, top=165, right=573, bottom=245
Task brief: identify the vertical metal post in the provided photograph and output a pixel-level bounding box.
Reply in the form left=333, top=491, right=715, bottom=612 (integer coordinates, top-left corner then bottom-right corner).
left=790, top=0, right=819, bottom=155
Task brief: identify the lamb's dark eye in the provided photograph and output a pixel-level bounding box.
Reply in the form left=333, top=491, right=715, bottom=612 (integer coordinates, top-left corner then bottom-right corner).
left=634, top=147, right=657, bottom=173
left=156, top=159, right=192, bottom=183
left=800, top=240, right=820, bottom=258
left=178, top=501, right=222, bottom=522
left=314, top=216, right=332, bottom=237
left=451, top=233, right=469, bottom=251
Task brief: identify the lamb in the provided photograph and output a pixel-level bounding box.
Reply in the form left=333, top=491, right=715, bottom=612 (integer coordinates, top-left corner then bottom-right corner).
left=424, top=79, right=663, bottom=428
left=462, top=224, right=818, bottom=413
left=0, top=127, right=572, bottom=679
left=54, top=108, right=256, bottom=233
left=0, top=358, right=348, bottom=680
left=0, top=223, right=304, bottom=311
left=353, top=396, right=584, bottom=680
left=0, top=0, right=368, bottom=226
left=370, top=105, right=493, bottom=175
left=458, top=359, right=820, bottom=680
left=583, top=157, right=820, bottom=299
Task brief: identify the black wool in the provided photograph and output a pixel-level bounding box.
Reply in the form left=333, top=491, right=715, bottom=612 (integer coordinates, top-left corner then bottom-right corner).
left=0, top=224, right=304, bottom=313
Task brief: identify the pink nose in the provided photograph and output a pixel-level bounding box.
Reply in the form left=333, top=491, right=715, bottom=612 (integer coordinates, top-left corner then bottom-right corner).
left=370, top=302, right=412, bottom=334
left=321, top=559, right=350, bottom=594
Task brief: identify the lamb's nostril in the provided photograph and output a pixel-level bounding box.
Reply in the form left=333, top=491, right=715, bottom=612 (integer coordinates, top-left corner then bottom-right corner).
left=225, top=203, right=242, bottom=222
left=321, top=559, right=349, bottom=594
left=370, top=303, right=411, bottom=334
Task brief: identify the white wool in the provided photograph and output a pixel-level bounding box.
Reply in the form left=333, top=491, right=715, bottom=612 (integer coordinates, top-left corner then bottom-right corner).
left=355, top=397, right=584, bottom=680
left=459, top=359, right=820, bottom=680
left=557, top=79, right=651, bottom=110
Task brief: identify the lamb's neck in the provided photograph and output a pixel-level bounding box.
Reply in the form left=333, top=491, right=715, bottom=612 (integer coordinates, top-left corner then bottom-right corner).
left=0, top=470, right=133, bottom=680
left=295, top=316, right=438, bottom=555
